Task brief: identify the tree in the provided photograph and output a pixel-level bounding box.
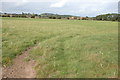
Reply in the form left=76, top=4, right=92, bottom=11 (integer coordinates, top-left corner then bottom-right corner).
left=96, top=13, right=119, bottom=21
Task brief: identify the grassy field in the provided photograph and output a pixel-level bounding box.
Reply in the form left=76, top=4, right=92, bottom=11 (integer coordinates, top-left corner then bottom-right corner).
left=2, top=17, right=118, bottom=78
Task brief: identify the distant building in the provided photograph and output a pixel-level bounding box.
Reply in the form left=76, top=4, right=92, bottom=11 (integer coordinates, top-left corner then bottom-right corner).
left=4, top=14, right=16, bottom=17
left=26, top=15, right=32, bottom=18
left=80, top=17, right=86, bottom=20
left=35, top=16, right=40, bottom=19
left=9, top=14, right=13, bottom=17
left=69, top=17, right=77, bottom=20
left=77, top=17, right=81, bottom=20
left=87, top=17, right=93, bottom=20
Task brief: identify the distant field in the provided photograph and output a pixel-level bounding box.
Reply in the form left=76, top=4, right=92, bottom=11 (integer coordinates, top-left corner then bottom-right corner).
left=2, top=17, right=118, bottom=78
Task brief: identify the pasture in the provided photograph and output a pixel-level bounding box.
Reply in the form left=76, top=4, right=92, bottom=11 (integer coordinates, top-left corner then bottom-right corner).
left=2, top=17, right=118, bottom=78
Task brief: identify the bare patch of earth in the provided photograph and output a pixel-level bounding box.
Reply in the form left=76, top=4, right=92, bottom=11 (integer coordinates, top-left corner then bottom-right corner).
left=2, top=47, right=36, bottom=78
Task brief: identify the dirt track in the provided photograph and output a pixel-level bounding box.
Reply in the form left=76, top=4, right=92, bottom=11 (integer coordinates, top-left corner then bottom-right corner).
left=2, top=47, right=36, bottom=78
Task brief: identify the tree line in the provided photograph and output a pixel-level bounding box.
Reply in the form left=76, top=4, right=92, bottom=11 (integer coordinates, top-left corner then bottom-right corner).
left=0, top=12, right=72, bottom=19
left=0, top=12, right=119, bottom=21
left=95, top=13, right=119, bottom=21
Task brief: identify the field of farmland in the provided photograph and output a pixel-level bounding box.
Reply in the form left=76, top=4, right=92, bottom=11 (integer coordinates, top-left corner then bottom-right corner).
left=2, top=17, right=118, bottom=78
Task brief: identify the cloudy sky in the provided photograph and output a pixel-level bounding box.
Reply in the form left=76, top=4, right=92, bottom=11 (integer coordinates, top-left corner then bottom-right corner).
left=1, top=0, right=119, bottom=17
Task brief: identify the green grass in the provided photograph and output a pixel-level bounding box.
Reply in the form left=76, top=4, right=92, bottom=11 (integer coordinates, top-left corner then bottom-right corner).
left=2, top=17, right=118, bottom=78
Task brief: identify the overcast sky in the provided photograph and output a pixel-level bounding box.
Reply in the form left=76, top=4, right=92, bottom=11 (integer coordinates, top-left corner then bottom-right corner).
left=1, top=0, right=119, bottom=17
